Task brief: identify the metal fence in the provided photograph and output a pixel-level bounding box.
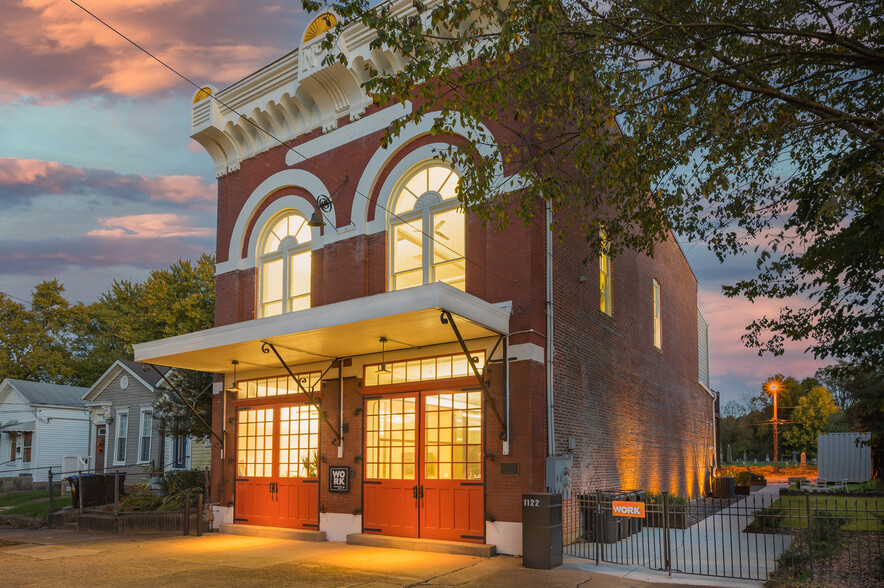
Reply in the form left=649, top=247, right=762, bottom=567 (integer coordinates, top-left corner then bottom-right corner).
left=564, top=489, right=883, bottom=584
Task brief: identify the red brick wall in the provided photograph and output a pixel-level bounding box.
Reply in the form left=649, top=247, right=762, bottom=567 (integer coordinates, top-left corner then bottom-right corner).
left=550, top=214, right=714, bottom=498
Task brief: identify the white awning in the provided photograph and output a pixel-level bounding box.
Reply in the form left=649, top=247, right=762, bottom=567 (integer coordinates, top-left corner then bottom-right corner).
left=134, top=282, right=510, bottom=373
left=0, top=421, right=35, bottom=433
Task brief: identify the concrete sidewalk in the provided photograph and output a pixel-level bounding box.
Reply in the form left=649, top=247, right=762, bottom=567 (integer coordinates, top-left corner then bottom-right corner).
left=0, top=527, right=728, bottom=588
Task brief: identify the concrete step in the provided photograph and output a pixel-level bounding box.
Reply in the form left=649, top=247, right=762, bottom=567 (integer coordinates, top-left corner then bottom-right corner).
left=218, top=523, right=326, bottom=542
left=347, top=533, right=496, bottom=558
left=62, top=522, right=79, bottom=531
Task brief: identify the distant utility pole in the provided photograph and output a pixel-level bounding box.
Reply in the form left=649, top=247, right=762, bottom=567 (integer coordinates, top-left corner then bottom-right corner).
left=765, top=379, right=782, bottom=473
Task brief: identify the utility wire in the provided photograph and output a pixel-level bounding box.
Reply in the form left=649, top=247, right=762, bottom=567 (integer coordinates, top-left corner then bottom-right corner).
left=66, top=0, right=547, bottom=307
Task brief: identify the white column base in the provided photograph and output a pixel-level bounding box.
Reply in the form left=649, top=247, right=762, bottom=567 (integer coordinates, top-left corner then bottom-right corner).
left=486, top=521, right=522, bottom=556
left=320, top=513, right=362, bottom=542
left=212, top=505, right=234, bottom=526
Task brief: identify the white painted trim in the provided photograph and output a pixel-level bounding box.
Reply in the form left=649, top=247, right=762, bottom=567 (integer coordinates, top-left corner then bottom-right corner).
left=217, top=170, right=333, bottom=274
left=319, top=512, right=362, bottom=542
left=113, top=409, right=129, bottom=466
left=137, top=408, right=153, bottom=465
left=486, top=521, right=522, bottom=556
left=507, top=343, right=545, bottom=364
left=285, top=102, right=411, bottom=167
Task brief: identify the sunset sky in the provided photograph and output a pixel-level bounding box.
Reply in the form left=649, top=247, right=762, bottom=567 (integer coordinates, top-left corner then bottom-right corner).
left=0, top=0, right=828, bottom=404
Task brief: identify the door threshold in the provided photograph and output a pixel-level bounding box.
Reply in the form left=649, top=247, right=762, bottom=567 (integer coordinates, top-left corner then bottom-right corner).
left=219, top=523, right=326, bottom=542
left=347, top=533, right=496, bottom=557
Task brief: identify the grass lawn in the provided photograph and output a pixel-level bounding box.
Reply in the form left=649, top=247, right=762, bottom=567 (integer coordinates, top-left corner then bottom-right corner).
left=4, top=496, right=73, bottom=518
left=755, top=494, right=884, bottom=531
left=0, top=489, right=61, bottom=507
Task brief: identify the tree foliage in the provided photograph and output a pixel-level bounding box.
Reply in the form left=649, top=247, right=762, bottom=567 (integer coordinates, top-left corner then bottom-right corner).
left=153, top=369, right=214, bottom=440
left=782, top=385, right=838, bottom=454
left=314, top=0, right=883, bottom=369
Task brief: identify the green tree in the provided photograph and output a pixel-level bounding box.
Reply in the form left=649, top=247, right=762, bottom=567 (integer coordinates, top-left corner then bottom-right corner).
left=0, top=280, right=82, bottom=384
left=153, top=369, right=214, bottom=440
left=316, top=0, right=883, bottom=370
left=782, top=385, right=838, bottom=455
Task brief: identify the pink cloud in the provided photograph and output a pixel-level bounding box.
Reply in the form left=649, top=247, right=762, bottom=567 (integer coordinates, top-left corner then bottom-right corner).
left=1, top=1, right=305, bottom=102
left=699, top=287, right=827, bottom=397
left=0, top=157, right=214, bottom=206
left=87, top=213, right=213, bottom=239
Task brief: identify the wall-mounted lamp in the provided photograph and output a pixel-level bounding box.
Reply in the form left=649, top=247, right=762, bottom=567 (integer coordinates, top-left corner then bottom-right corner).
left=226, top=360, right=242, bottom=393
left=307, top=195, right=334, bottom=228
left=376, top=337, right=392, bottom=374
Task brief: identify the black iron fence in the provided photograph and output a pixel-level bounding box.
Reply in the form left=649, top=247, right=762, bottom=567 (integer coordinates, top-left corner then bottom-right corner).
left=564, top=489, right=883, bottom=584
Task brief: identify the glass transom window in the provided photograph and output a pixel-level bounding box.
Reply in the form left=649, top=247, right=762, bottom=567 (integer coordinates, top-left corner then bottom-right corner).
left=258, top=212, right=312, bottom=318
left=390, top=163, right=465, bottom=291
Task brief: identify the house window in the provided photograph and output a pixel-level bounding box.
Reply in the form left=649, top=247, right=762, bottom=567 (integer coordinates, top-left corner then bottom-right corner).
left=138, top=409, right=152, bottom=464
left=171, top=436, right=187, bottom=470
left=7, top=433, right=16, bottom=461
left=389, top=162, right=465, bottom=291
left=115, top=411, right=128, bottom=464
left=599, top=231, right=611, bottom=315
left=653, top=279, right=662, bottom=349
left=22, top=432, right=32, bottom=463
left=258, top=212, right=312, bottom=318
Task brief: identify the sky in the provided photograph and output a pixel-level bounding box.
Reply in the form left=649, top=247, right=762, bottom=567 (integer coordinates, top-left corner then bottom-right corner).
left=0, top=0, right=829, bottom=405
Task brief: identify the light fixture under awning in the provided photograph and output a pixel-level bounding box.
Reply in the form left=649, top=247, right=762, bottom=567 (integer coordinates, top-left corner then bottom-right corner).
left=133, top=282, right=510, bottom=373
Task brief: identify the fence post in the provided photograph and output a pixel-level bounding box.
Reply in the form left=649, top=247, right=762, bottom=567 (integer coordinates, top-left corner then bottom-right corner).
left=662, top=491, right=672, bottom=575
left=595, top=489, right=601, bottom=566
left=196, top=492, right=203, bottom=537
left=48, top=468, right=54, bottom=512
left=78, top=469, right=84, bottom=512
left=114, top=470, right=120, bottom=516
left=183, top=490, right=191, bottom=536
left=805, top=493, right=814, bottom=581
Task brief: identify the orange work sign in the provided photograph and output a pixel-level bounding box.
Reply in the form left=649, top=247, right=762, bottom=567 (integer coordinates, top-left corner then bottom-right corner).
left=612, top=501, right=645, bottom=518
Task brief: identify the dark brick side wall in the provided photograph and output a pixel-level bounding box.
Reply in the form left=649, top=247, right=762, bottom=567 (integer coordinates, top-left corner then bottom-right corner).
left=319, top=376, right=363, bottom=515
left=551, top=216, right=714, bottom=498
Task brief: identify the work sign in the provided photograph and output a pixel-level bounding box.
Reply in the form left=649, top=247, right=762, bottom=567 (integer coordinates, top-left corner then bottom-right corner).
left=328, top=466, right=349, bottom=492
left=611, top=501, right=645, bottom=518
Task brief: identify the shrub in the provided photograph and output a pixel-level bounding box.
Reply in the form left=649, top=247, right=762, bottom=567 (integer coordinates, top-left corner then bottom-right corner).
left=121, top=469, right=206, bottom=512
left=643, top=490, right=688, bottom=505
left=806, top=509, right=847, bottom=554
left=753, top=506, right=784, bottom=529
left=735, top=471, right=753, bottom=485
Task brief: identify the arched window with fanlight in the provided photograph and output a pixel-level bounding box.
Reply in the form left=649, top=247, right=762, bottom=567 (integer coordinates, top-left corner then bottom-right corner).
left=258, top=212, right=312, bottom=317
left=389, top=162, right=465, bottom=292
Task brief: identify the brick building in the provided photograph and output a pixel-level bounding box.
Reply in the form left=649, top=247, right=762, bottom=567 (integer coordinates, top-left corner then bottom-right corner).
left=135, top=6, right=714, bottom=555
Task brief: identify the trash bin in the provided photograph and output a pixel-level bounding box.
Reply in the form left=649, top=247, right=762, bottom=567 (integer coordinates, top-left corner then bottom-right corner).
left=522, top=493, right=563, bottom=569
left=66, top=474, right=125, bottom=507
left=712, top=476, right=735, bottom=499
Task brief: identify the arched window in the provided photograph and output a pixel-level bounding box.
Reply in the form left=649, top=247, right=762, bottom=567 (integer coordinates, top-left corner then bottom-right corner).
left=389, top=162, right=465, bottom=291
left=258, top=212, right=312, bottom=317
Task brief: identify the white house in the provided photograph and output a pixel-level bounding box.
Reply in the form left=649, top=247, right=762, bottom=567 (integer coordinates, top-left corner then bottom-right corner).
left=0, top=379, right=89, bottom=485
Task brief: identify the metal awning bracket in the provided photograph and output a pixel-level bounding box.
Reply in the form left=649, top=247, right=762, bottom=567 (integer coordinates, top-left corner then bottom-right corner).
left=440, top=310, right=507, bottom=440
left=144, top=364, right=223, bottom=446
left=261, top=341, right=343, bottom=445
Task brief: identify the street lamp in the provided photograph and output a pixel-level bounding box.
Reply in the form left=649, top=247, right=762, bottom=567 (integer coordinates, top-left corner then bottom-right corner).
left=765, top=378, right=782, bottom=473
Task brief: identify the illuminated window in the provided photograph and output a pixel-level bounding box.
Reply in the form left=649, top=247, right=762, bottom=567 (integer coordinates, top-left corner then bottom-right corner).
left=363, top=351, right=485, bottom=386
left=424, top=392, right=483, bottom=481
left=237, top=408, right=273, bottom=477
left=258, top=212, right=312, bottom=318
left=365, top=398, right=416, bottom=480
left=599, top=231, right=611, bottom=315
left=389, top=162, right=465, bottom=291
left=236, top=372, right=322, bottom=400
left=279, top=405, right=319, bottom=478
left=653, top=279, right=662, bottom=349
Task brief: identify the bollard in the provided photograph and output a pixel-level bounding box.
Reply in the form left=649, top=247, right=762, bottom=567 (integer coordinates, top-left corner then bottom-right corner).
left=114, top=471, right=120, bottom=515
left=183, top=490, right=191, bottom=536
left=48, top=468, right=54, bottom=512
left=196, top=493, right=203, bottom=537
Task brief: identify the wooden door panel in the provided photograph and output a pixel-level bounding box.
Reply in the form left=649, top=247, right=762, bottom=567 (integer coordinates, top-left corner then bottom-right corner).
left=364, top=482, right=419, bottom=537
left=420, top=483, right=484, bottom=542
left=276, top=479, right=319, bottom=529
left=235, top=479, right=274, bottom=526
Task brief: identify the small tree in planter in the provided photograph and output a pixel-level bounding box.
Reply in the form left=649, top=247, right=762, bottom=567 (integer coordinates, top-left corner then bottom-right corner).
left=643, top=491, right=690, bottom=529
